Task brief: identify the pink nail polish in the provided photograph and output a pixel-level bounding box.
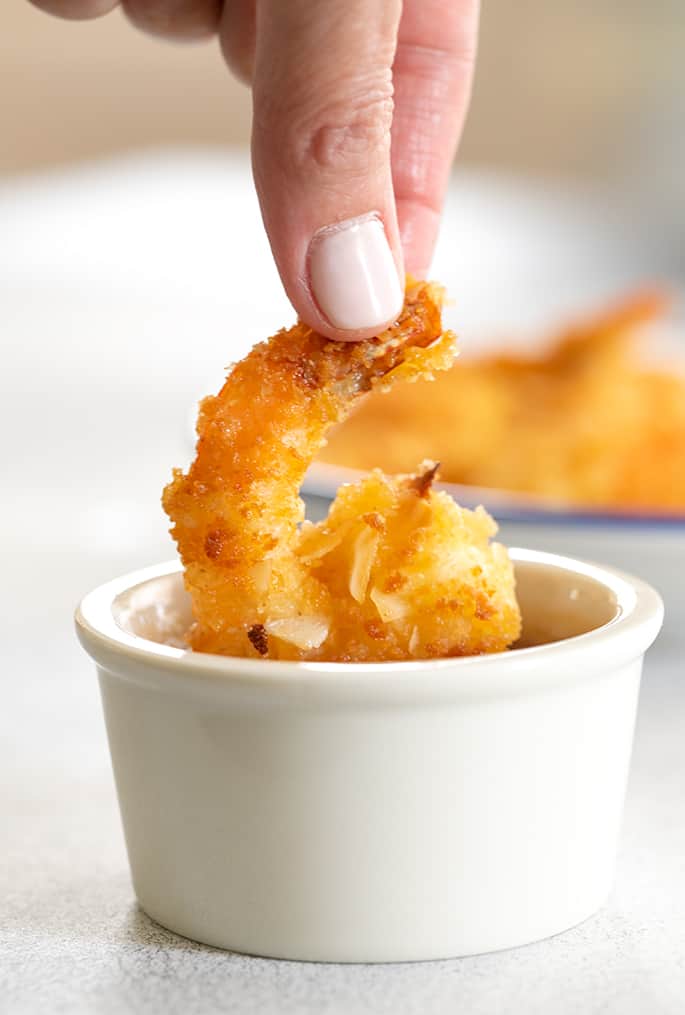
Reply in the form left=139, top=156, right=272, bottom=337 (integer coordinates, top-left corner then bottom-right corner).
left=308, top=215, right=403, bottom=332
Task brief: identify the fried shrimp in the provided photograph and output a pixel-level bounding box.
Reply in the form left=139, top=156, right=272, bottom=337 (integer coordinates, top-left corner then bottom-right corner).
left=163, top=280, right=520, bottom=661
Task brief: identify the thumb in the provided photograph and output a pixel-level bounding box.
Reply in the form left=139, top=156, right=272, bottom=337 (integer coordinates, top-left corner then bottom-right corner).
left=251, top=0, right=404, bottom=341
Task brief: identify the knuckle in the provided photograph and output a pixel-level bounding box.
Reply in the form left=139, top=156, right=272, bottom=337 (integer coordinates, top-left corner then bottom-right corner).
left=305, top=100, right=393, bottom=174
left=257, top=75, right=394, bottom=176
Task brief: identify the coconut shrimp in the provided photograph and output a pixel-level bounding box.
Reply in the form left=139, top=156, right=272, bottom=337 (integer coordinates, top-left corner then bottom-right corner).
left=163, top=280, right=521, bottom=661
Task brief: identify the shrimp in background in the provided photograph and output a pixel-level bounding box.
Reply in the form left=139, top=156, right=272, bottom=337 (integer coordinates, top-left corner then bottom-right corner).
left=163, top=281, right=520, bottom=661
left=322, top=290, right=685, bottom=511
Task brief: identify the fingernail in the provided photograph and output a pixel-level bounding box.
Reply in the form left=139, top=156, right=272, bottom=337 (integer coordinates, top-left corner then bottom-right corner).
left=308, top=215, right=404, bottom=332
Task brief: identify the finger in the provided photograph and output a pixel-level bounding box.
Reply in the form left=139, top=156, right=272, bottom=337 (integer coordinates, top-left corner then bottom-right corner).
left=122, top=0, right=222, bottom=41
left=391, top=0, right=479, bottom=276
left=251, top=0, right=404, bottom=342
left=219, top=0, right=256, bottom=85
left=27, top=0, right=119, bottom=18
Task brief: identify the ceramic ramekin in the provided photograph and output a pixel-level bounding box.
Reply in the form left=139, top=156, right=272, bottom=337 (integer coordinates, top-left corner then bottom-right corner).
left=76, top=549, right=663, bottom=962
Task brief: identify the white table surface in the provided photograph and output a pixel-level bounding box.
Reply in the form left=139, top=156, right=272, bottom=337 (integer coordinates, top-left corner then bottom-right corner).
left=1, top=155, right=684, bottom=1014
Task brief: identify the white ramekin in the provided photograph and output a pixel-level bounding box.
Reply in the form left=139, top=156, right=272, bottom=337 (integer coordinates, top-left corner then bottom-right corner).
left=76, top=550, right=663, bottom=962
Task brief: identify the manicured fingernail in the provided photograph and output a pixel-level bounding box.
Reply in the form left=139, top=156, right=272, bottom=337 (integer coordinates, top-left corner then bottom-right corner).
left=308, top=215, right=404, bottom=331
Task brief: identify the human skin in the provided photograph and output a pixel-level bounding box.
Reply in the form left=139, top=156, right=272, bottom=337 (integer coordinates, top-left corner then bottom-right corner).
left=28, top=1, right=479, bottom=341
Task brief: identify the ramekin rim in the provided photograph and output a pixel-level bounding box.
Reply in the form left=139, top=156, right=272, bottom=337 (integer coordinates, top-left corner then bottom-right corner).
left=75, top=549, right=664, bottom=696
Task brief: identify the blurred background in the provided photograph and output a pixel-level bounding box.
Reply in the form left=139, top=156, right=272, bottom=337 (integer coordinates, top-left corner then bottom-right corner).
left=2, top=0, right=684, bottom=573
left=3, top=1, right=684, bottom=190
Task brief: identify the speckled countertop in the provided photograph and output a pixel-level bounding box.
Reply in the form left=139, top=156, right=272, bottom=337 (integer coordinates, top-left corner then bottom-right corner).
left=2, top=159, right=684, bottom=1014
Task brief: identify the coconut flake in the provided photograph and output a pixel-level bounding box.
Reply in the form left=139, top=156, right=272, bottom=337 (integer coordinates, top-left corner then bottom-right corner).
left=249, top=560, right=273, bottom=595
left=297, top=523, right=348, bottom=564
left=369, top=587, right=409, bottom=622
left=349, top=527, right=380, bottom=603
left=265, top=616, right=329, bottom=650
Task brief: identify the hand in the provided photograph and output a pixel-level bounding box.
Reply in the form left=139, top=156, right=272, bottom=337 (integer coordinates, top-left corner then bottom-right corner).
left=29, top=1, right=479, bottom=340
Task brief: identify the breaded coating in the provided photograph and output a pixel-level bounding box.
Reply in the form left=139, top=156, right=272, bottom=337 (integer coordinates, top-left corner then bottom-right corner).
left=163, top=281, right=520, bottom=660
left=296, top=465, right=520, bottom=661
left=322, top=290, right=685, bottom=512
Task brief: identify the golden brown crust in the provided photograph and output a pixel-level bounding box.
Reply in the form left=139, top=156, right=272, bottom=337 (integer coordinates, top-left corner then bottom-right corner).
left=163, top=281, right=520, bottom=660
